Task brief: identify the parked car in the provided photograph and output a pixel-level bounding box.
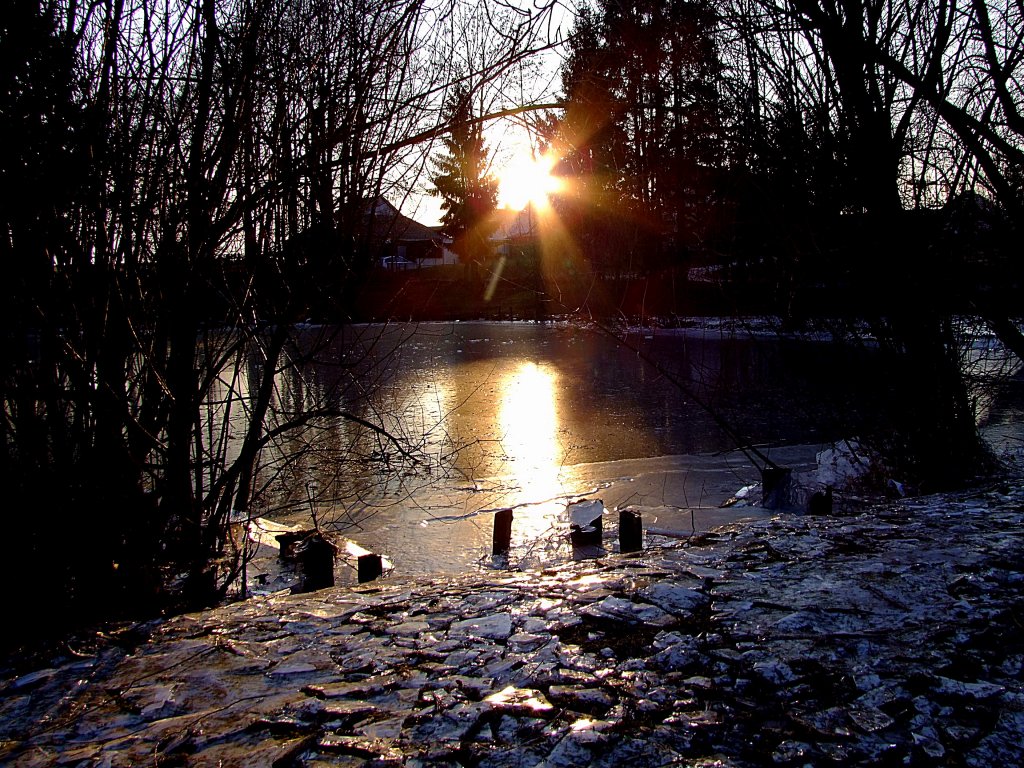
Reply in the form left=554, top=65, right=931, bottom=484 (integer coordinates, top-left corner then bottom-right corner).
left=381, top=255, right=416, bottom=271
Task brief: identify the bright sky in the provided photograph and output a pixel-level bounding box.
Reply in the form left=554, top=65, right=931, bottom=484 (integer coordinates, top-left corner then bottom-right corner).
left=407, top=112, right=563, bottom=227
left=402, top=2, right=575, bottom=227
left=497, top=151, right=564, bottom=211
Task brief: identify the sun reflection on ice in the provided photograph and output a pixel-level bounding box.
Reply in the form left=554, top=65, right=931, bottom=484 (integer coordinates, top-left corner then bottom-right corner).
left=498, top=362, right=569, bottom=546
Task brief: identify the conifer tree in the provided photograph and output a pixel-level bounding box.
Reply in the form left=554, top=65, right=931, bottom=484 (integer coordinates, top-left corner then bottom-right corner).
left=430, top=85, right=498, bottom=277
left=549, top=0, right=724, bottom=272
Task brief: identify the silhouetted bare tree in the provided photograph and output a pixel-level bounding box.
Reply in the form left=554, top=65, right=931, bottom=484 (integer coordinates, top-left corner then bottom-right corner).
left=714, top=0, right=1022, bottom=487
left=0, top=0, right=566, bottom=642
left=543, top=0, right=1018, bottom=488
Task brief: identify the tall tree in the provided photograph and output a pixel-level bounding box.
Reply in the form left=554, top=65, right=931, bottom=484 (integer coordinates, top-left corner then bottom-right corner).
left=543, top=5, right=637, bottom=277
left=714, top=0, right=1014, bottom=487
left=0, top=0, right=569, bottom=644
left=431, top=85, right=499, bottom=278
left=549, top=0, right=726, bottom=274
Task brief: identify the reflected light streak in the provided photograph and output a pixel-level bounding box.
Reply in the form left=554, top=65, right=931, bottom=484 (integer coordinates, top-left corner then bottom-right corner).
left=498, top=362, right=567, bottom=541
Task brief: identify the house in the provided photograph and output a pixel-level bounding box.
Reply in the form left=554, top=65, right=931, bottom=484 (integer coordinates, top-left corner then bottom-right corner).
left=490, top=205, right=541, bottom=259
left=364, top=197, right=455, bottom=269
left=363, top=200, right=544, bottom=271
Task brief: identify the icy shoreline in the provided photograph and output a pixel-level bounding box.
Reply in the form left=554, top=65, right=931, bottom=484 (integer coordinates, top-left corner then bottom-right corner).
left=4, top=473, right=1024, bottom=765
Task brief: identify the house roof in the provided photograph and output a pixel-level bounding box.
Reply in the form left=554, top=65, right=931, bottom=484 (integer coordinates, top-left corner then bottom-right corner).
left=365, top=198, right=441, bottom=243
left=490, top=205, right=539, bottom=241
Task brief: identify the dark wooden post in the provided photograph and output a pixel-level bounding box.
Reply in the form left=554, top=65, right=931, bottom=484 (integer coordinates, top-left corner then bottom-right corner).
left=808, top=486, right=833, bottom=515
left=570, top=513, right=603, bottom=548
left=276, top=530, right=310, bottom=560
left=619, top=508, right=643, bottom=552
left=493, top=508, right=513, bottom=556
left=761, top=466, right=793, bottom=509
left=358, top=553, right=383, bottom=583
left=298, top=533, right=336, bottom=592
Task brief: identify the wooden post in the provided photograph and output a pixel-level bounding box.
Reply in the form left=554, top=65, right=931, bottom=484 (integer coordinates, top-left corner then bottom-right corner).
left=358, top=553, right=383, bottom=583
left=761, top=466, right=793, bottom=510
left=619, top=508, right=643, bottom=552
left=493, top=508, right=513, bottom=556
left=298, top=533, right=336, bottom=592
left=276, top=530, right=311, bottom=561
left=808, top=486, right=833, bottom=515
left=570, top=513, right=603, bottom=548
left=569, top=499, right=604, bottom=549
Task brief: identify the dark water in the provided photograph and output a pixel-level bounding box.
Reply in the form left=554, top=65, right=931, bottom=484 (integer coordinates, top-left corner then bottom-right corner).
left=246, top=320, right=1022, bottom=583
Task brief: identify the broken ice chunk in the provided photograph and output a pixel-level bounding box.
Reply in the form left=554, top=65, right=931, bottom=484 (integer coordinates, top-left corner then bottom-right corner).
left=580, top=596, right=675, bottom=627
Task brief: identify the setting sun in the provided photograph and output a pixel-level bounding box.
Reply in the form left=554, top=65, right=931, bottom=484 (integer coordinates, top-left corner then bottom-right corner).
left=497, top=152, right=563, bottom=210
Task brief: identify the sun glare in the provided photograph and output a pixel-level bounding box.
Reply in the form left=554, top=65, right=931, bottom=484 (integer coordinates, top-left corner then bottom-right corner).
left=497, top=152, right=562, bottom=211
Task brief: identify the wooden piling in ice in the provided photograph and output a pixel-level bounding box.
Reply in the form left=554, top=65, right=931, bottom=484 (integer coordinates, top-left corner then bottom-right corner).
left=358, top=553, right=384, bottom=583
left=569, top=499, right=604, bottom=548
left=761, top=466, right=793, bottom=509
left=619, top=508, right=643, bottom=552
left=298, top=533, right=336, bottom=592
left=493, top=508, right=514, bottom=556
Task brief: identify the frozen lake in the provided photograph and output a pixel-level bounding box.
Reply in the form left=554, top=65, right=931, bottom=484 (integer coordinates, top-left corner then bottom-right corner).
left=241, top=320, right=1023, bottom=585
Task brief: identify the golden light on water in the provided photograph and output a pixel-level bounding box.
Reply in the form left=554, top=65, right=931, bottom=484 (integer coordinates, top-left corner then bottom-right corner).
left=498, top=362, right=567, bottom=540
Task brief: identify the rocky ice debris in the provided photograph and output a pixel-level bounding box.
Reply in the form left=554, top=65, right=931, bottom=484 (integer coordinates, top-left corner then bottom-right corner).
left=639, top=581, right=710, bottom=616
left=2, top=479, right=1024, bottom=765
left=579, top=596, right=675, bottom=627
left=450, top=612, right=515, bottom=641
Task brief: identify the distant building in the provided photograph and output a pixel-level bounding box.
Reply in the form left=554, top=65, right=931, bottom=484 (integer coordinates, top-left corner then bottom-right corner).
left=490, top=205, right=540, bottom=258
left=364, top=201, right=546, bottom=271
left=364, top=198, right=456, bottom=269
